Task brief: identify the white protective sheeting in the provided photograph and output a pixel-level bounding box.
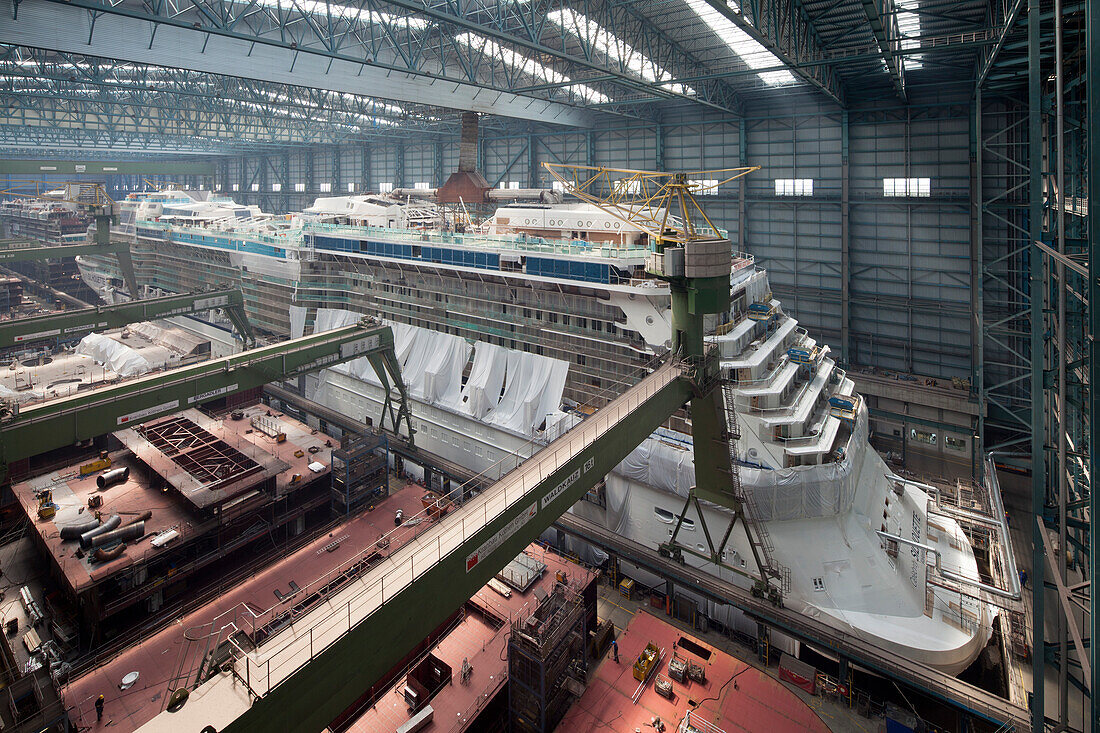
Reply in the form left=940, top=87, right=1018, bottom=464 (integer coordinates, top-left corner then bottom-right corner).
left=0, top=383, right=41, bottom=404
left=294, top=305, right=569, bottom=437
left=314, top=307, right=360, bottom=332
left=129, top=322, right=208, bottom=356
left=76, top=333, right=153, bottom=377
left=289, top=305, right=308, bottom=339
left=314, top=308, right=377, bottom=384
left=441, top=341, right=507, bottom=418
left=402, top=328, right=471, bottom=404
left=484, top=350, right=570, bottom=436
left=416, top=334, right=472, bottom=405
left=309, top=308, right=471, bottom=408
left=615, top=435, right=695, bottom=498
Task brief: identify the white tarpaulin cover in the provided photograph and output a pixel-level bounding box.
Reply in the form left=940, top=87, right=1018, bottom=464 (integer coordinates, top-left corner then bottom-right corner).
left=314, top=308, right=360, bottom=332
left=76, top=333, right=152, bottom=377
left=299, top=305, right=570, bottom=438
left=441, top=341, right=507, bottom=418
left=289, top=305, right=308, bottom=339
left=484, top=350, right=570, bottom=436
left=0, top=383, right=40, bottom=404
left=129, top=322, right=208, bottom=356
left=416, top=334, right=472, bottom=404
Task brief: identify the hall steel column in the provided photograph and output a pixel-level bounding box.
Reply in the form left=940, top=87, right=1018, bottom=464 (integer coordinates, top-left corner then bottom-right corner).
left=1087, top=0, right=1099, bottom=725
left=841, top=111, right=851, bottom=365
left=361, top=142, right=372, bottom=193
left=1027, top=0, right=1046, bottom=729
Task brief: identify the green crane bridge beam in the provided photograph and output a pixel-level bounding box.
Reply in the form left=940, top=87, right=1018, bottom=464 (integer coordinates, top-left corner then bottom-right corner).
left=0, top=239, right=128, bottom=263
left=0, top=320, right=413, bottom=466
left=151, top=359, right=694, bottom=733
left=0, top=288, right=253, bottom=349
left=0, top=237, right=140, bottom=298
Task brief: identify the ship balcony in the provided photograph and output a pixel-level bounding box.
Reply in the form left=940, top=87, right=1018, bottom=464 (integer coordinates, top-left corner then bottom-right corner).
left=719, top=317, right=799, bottom=379
left=736, top=344, right=830, bottom=410
left=781, top=377, right=857, bottom=466
left=707, top=317, right=757, bottom=358
left=758, top=359, right=837, bottom=432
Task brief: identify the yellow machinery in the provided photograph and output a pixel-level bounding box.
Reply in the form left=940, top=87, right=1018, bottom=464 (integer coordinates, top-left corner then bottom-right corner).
left=36, top=489, right=55, bottom=519
left=633, top=642, right=660, bottom=682
left=79, top=451, right=112, bottom=476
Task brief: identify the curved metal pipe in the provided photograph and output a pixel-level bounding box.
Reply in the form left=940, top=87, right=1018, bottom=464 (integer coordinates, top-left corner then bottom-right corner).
left=59, top=518, right=100, bottom=540
left=97, top=466, right=130, bottom=489
left=121, top=511, right=152, bottom=527
left=79, top=514, right=121, bottom=548
left=89, top=521, right=145, bottom=549
left=94, top=543, right=126, bottom=562
left=876, top=529, right=1020, bottom=601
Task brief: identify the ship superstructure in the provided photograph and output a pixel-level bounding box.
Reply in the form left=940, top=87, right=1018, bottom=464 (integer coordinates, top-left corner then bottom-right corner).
left=57, top=187, right=1002, bottom=674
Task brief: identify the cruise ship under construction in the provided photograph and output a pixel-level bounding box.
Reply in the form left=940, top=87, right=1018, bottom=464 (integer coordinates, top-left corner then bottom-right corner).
left=0, top=158, right=1023, bottom=732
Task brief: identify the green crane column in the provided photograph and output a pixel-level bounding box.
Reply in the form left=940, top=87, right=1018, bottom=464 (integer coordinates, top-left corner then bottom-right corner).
left=668, top=248, right=731, bottom=501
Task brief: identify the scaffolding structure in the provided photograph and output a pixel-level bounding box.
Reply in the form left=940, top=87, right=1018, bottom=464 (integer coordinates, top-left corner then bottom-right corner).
left=507, top=581, right=588, bottom=733
left=977, top=2, right=1096, bottom=730
left=330, top=431, right=388, bottom=516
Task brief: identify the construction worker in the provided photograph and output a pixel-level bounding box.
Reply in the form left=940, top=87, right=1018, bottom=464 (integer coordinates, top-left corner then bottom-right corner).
left=95, top=694, right=104, bottom=722
left=611, top=638, right=619, bottom=663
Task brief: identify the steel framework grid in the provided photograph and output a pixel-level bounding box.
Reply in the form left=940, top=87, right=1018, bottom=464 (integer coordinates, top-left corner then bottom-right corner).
left=976, top=0, right=1095, bottom=731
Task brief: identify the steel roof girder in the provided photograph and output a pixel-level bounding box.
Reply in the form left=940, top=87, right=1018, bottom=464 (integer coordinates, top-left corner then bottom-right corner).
left=858, top=0, right=908, bottom=100
left=699, top=0, right=847, bottom=107
left=380, top=0, right=744, bottom=115
left=0, top=0, right=596, bottom=127
left=0, top=46, right=450, bottom=124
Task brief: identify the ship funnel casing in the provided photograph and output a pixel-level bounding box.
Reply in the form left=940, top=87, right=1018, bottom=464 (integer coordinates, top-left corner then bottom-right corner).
left=458, top=111, right=478, bottom=173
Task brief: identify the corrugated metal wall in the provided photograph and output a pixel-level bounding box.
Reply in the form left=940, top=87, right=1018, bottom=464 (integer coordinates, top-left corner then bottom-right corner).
left=216, top=98, right=974, bottom=379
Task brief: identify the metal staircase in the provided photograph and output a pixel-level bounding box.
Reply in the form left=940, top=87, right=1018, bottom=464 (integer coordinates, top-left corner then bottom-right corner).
left=719, top=380, right=790, bottom=597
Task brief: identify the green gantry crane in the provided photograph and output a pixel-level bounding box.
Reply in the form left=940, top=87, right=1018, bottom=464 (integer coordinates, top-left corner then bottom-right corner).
left=0, top=319, right=413, bottom=478
left=0, top=182, right=140, bottom=297
left=0, top=287, right=255, bottom=349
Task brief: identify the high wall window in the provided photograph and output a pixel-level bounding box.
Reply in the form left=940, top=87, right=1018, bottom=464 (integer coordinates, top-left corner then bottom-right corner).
left=883, top=177, right=930, bottom=197
left=690, top=179, right=719, bottom=196
left=232, top=184, right=240, bottom=192
left=615, top=179, right=642, bottom=195
left=775, top=178, right=813, bottom=196
left=271, top=183, right=282, bottom=192
left=414, top=181, right=431, bottom=190
left=508, top=181, right=521, bottom=190
left=294, top=183, right=305, bottom=192
left=319, top=182, right=332, bottom=193
left=379, top=182, right=394, bottom=193
left=347, top=182, right=356, bottom=192
left=251, top=183, right=259, bottom=192
left=551, top=180, right=565, bottom=193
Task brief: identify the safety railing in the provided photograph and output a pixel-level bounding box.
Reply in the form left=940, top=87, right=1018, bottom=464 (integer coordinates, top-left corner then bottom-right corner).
left=224, top=361, right=682, bottom=699
left=303, top=221, right=653, bottom=259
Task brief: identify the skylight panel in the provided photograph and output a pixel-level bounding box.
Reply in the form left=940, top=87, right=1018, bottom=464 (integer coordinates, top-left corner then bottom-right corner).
left=546, top=9, right=695, bottom=96
left=453, top=32, right=611, bottom=104
left=248, top=0, right=429, bottom=30
left=683, top=0, right=797, bottom=87
left=895, top=0, right=923, bottom=70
